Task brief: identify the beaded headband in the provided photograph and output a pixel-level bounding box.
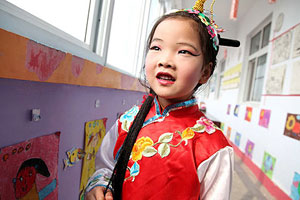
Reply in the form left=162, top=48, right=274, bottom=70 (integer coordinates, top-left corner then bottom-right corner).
left=180, top=0, right=240, bottom=51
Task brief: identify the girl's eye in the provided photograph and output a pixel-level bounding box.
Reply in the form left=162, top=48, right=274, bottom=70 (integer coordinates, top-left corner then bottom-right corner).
left=149, top=46, right=160, bottom=51
left=178, top=50, right=195, bottom=56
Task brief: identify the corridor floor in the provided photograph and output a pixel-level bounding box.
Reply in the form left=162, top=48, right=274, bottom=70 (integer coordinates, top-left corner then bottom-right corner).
left=231, top=153, right=276, bottom=200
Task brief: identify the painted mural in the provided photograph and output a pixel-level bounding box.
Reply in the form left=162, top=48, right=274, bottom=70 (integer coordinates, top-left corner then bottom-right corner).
left=0, top=28, right=144, bottom=92
left=0, top=132, right=60, bottom=200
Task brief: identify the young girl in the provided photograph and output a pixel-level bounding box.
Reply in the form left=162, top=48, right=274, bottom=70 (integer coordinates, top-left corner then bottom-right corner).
left=85, top=0, right=239, bottom=199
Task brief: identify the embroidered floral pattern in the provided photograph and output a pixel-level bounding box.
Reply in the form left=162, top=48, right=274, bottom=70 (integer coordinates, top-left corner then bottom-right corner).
left=196, top=117, right=218, bottom=134
left=125, top=117, right=219, bottom=182
left=131, top=137, right=154, bottom=162
left=120, top=106, right=139, bottom=132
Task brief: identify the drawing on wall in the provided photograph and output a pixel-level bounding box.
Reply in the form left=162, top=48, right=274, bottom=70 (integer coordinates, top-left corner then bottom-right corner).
left=271, top=29, right=292, bottom=65
left=245, top=107, right=253, bottom=122
left=234, top=132, right=241, bottom=147
left=259, top=109, right=271, bottom=128
left=71, top=55, right=85, bottom=78
left=234, top=105, right=239, bottom=117
left=26, top=40, right=66, bottom=81
left=245, top=140, right=254, bottom=159
left=227, top=104, right=231, bottom=115
left=284, top=113, right=300, bottom=141
left=290, top=172, right=300, bottom=200
left=292, top=23, right=300, bottom=58
left=63, top=147, right=85, bottom=169
left=261, top=151, right=276, bottom=179
left=226, top=126, right=231, bottom=139
left=0, top=132, right=60, bottom=200
left=265, top=65, right=286, bottom=94
left=220, top=122, right=224, bottom=132
left=290, top=60, right=300, bottom=94
left=221, top=63, right=242, bottom=90
left=80, top=118, right=107, bottom=199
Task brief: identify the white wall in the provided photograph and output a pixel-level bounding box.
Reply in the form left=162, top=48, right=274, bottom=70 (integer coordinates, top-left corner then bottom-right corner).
left=204, top=0, right=300, bottom=195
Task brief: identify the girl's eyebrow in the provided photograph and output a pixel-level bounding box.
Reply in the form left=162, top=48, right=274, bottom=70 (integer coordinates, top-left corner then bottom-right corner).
left=176, top=42, right=199, bottom=52
left=151, top=38, right=163, bottom=43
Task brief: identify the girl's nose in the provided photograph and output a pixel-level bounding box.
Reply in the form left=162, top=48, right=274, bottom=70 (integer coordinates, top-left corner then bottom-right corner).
left=158, top=53, right=174, bottom=68
left=158, top=62, right=172, bottom=68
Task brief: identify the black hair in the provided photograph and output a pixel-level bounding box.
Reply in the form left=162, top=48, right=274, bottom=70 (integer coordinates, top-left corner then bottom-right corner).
left=106, top=10, right=218, bottom=200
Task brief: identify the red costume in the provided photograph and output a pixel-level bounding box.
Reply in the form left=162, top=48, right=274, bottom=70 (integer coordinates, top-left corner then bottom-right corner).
left=86, top=98, right=233, bottom=200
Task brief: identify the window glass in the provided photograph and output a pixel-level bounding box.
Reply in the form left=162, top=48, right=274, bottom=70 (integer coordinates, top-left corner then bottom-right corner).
left=7, top=0, right=95, bottom=44
left=251, top=54, right=267, bottom=101
left=247, top=59, right=255, bottom=100
left=106, top=0, right=146, bottom=75
left=262, top=23, right=271, bottom=48
left=249, top=31, right=261, bottom=55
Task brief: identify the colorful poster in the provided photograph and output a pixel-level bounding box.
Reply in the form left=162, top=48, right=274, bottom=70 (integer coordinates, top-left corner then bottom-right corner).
left=291, top=172, right=300, bottom=200
left=0, top=132, right=60, bottom=200
left=234, top=132, right=241, bottom=147
left=234, top=105, right=239, bottom=117
left=79, top=119, right=107, bottom=199
left=261, top=152, right=276, bottom=179
left=284, top=113, right=300, bottom=141
left=227, top=104, right=231, bottom=115
left=226, top=126, right=232, bottom=139
left=245, top=140, right=254, bottom=159
left=245, top=107, right=253, bottom=122
left=259, top=109, right=271, bottom=128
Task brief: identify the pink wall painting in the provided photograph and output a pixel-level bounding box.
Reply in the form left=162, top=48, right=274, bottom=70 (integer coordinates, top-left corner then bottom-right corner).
left=26, top=40, right=66, bottom=81
left=0, top=132, right=60, bottom=200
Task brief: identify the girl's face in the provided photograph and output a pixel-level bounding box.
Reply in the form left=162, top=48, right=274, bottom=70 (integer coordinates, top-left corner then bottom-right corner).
left=145, top=18, right=211, bottom=108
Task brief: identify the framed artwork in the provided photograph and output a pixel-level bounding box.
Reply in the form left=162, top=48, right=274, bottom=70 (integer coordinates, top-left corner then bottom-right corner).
left=245, top=140, right=254, bottom=159
left=245, top=107, right=253, bottom=122
left=261, top=151, right=276, bottom=179
left=259, top=109, right=271, bottom=128
left=284, top=113, right=300, bottom=141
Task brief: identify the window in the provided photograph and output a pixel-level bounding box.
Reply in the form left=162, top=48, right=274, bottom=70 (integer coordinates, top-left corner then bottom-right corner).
left=247, top=54, right=267, bottom=101
left=246, top=21, right=271, bottom=102
left=7, top=0, right=96, bottom=44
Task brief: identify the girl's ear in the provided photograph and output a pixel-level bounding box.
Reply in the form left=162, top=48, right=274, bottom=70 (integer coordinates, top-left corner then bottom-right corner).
left=199, top=62, right=213, bottom=84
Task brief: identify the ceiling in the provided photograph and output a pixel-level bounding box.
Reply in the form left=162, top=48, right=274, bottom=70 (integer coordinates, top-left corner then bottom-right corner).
left=181, top=0, right=259, bottom=37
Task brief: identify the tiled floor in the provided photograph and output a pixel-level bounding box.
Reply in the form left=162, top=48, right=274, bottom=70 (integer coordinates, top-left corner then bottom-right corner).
left=231, top=153, right=276, bottom=200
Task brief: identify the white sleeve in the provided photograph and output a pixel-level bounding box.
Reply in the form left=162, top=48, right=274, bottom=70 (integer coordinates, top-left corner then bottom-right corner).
left=85, top=121, right=119, bottom=193
left=197, top=146, right=234, bottom=200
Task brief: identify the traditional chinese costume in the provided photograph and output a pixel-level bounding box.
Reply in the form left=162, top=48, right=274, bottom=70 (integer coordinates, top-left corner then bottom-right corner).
left=85, top=98, right=233, bottom=200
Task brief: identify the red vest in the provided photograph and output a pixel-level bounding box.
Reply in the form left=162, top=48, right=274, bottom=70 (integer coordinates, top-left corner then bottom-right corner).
left=113, top=98, right=230, bottom=200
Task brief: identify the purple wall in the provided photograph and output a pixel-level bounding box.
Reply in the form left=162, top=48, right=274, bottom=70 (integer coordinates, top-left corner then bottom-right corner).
left=0, top=77, right=144, bottom=200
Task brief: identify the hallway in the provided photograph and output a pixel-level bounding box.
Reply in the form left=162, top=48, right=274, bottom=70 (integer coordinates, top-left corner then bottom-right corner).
left=231, top=153, right=276, bottom=200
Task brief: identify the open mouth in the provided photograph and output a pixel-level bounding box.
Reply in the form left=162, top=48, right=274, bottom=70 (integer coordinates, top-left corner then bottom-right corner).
left=156, top=72, right=176, bottom=82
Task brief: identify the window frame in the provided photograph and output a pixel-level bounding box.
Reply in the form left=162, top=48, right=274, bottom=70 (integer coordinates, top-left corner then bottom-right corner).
left=242, top=17, right=272, bottom=103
